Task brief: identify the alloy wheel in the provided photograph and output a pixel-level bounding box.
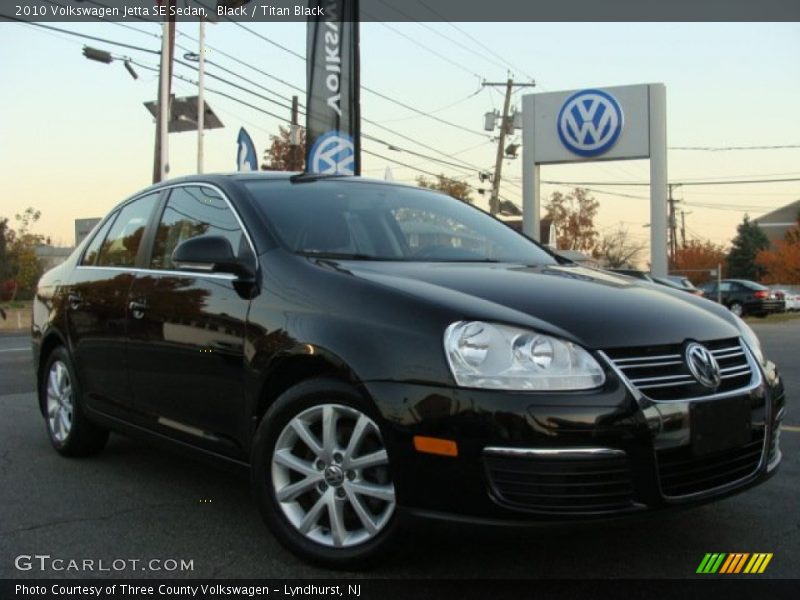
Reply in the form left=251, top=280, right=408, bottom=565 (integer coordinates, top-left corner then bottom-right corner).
left=46, top=361, right=74, bottom=443
left=271, top=404, right=395, bottom=548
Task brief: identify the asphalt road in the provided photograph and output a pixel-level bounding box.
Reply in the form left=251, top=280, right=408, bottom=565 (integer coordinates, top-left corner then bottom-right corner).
left=0, top=324, right=797, bottom=579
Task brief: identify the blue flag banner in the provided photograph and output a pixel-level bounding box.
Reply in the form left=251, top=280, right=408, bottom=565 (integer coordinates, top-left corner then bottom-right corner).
left=305, top=0, right=360, bottom=175
left=237, top=127, right=258, bottom=172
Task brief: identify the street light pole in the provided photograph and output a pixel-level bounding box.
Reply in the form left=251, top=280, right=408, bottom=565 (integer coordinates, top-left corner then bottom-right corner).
left=154, top=19, right=170, bottom=183
left=197, top=18, right=206, bottom=174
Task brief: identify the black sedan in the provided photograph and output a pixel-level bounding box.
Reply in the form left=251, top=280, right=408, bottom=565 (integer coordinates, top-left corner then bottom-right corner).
left=32, top=173, right=785, bottom=566
left=699, top=279, right=784, bottom=317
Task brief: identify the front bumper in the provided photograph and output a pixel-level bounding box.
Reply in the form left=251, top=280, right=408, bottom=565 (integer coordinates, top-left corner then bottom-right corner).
left=362, top=362, right=784, bottom=523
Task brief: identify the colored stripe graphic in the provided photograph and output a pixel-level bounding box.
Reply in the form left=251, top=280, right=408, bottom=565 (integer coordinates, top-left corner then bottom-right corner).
left=744, top=553, right=773, bottom=574
left=697, top=553, right=727, bottom=573
left=698, top=553, right=773, bottom=574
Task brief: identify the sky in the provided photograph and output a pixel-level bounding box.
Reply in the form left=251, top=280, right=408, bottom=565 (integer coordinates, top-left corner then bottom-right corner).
left=1, top=20, right=799, bottom=259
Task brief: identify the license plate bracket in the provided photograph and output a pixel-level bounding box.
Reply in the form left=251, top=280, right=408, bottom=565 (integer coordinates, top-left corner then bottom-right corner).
left=691, top=397, right=752, bottom=456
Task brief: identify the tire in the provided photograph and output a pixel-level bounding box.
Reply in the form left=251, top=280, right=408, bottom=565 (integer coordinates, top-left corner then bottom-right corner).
left=729, top=302, right=744, bottom=317
left=40, top=346, right=109, bottom=457
left=250, top=378, right=399, bottom=568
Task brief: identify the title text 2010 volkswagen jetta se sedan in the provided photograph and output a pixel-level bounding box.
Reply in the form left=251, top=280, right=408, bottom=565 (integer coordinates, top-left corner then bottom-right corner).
left=32, top=173, right=785, bottom=566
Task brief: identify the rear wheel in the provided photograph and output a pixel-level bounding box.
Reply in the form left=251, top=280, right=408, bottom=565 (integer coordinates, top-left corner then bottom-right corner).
left=251, top=379, right=398, bottom=567
left=41, top=346, right=108, bottom=457
left=729, top=302, right=744, bottom=317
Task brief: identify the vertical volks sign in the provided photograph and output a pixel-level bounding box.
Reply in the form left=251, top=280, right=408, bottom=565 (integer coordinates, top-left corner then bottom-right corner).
left=306, top=0, right=360, bottom=175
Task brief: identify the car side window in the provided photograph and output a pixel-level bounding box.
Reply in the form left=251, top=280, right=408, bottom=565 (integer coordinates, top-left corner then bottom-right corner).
left=96, top=193, right=159, bottom=267
left=150, top=186, right=253, bottom=270
left=719, top=282, right=733, bottom=292
left=80, top=215, right=116, bottom=266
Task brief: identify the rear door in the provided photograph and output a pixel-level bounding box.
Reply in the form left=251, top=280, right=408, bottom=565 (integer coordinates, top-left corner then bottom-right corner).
left=67, top=192, right=161, bottom=417
left=126, top=184, right=256, bottom=457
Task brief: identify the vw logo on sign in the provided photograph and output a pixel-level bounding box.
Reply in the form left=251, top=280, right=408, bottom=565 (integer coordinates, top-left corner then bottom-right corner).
left=557, top=89, right=624, bottom=157
left=308, top=131, right=356, bottom=175
left=685, top=342, right=722, bottom=389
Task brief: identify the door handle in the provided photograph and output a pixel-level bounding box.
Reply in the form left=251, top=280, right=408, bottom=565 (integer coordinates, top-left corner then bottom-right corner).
left=128, top=300, right=148, bottom=319
left=67, top=293, right=82, bottom=309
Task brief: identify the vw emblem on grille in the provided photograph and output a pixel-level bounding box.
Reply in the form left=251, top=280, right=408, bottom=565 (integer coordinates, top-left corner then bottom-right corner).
left=685, top=342, right=721, bottom=389
left=308, top=131, right=355, bottom=175
left=557, top=89, right=624, bottom=157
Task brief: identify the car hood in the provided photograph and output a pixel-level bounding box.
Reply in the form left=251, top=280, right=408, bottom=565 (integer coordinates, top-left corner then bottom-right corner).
left=335, top=261, right=740, bottom=350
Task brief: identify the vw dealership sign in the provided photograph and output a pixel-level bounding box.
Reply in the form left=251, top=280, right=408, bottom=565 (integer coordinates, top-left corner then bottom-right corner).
left=520, top=83, right=668, bottom=276
left=308, top=130, right=356, bottom=175
left=557, top=89, right=624, bottom=157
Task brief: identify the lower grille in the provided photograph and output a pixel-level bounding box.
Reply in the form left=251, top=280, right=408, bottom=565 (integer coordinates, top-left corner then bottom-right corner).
left=484, top=451, right=635, bottom=514
left=657, top=428, right=764, bottom=497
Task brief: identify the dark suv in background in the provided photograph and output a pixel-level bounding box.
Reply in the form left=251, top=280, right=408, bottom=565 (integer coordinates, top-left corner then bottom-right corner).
left=699, top=279, right=784, bottom=317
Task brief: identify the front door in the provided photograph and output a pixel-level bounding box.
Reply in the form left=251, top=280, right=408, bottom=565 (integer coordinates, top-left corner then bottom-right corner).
left=126, top=185, right=256, bottom=458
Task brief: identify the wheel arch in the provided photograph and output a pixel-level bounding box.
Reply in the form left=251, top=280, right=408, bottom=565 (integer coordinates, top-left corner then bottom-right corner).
left=252, top=344, right=369, bottom=426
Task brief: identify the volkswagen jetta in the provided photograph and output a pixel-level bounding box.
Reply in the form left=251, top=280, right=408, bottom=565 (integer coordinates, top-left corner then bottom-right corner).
left=32, top=173, right=785, bottom=566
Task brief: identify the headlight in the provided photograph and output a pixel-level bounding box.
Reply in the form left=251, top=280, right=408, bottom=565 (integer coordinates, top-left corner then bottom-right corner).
left=444, top=321, right=606, bottom=391
left=733, top=314, right=766, bottom=366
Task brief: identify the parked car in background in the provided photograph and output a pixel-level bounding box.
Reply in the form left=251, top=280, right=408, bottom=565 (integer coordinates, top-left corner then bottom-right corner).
left=31, top=173, right=784, bottom=566
left=699, top=279, right=784, bottom=317
left=652, top=276, right=704, bottom=297
left=608, top=268, right=654, bottom=282
left=770, top=288, right=799, bottom=311
left=665, top=275, right=705, bottom=296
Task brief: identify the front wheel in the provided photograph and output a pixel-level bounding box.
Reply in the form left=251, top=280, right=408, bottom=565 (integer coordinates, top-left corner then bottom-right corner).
left=40, top=346, right=109, bottom=456
left=251, top=379, right=398, bottom=567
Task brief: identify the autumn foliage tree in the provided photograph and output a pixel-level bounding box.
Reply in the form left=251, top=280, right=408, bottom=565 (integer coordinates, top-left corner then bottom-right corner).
left=1, top=207, right=44, bottom=301
left=261, top=125, right=306, bottom=171
left=544, top=188, right=599, bottom=253
left=672, top=240, right=728, bottom=285
left=756, top=214, right=800, bottom=284
left=416, top=175, right=473, bottom=204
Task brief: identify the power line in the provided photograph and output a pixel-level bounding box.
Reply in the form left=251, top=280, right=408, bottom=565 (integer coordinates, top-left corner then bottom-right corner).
left=541, top=177, right=800, bottom=187
left=371, top=0, right=513, bottom=76
left=669, top=144, right=800, bottom=151
left=1, top=15, right=161, bottom=54
left=413, top=0, right=539, bottom=84
left=371, top=21, right=484, bottom=80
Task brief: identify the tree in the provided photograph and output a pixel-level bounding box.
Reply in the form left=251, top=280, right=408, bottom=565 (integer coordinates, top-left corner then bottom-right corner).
left=0, top=218, right=11, bottom=282
left=261, top=125, right=305, bottom=171
left=416, top=175, right=473, bottom=203
left=2, top=207, right=45, bottom=300
left=755, top=214, right=800, bottom=284
left=544, top=188, right=599, bottom=252
left=672, top=240, right=728, bottom=285
left=726, top=215, right=770, bottom=281
left=593, top=226, right=646, bottom=268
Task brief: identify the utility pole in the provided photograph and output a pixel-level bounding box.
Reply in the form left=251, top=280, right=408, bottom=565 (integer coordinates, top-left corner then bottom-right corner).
left=680, top=209, right=690, bottom=249
left=290, top=95, right=301, bottom=171
left=667, top=183, right=681, bottom=267
left=482, top=78, right=536, bottom=214
left=153, top=0, right=176, bottom=183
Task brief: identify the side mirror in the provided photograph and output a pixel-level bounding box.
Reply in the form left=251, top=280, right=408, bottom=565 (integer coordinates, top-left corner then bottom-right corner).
left=172, top=236, right=254, bottom=279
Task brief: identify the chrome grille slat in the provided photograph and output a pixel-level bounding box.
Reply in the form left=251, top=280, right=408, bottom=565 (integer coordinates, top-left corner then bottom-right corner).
left=604, top=338, right=754, bottom=402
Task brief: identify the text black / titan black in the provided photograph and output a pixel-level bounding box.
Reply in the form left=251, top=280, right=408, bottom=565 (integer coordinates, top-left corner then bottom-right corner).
left=32, top=173, right=785, bottom=567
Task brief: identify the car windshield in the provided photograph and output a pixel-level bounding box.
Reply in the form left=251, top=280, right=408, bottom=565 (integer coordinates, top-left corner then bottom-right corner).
left=244, top=179, right=558, bottom=265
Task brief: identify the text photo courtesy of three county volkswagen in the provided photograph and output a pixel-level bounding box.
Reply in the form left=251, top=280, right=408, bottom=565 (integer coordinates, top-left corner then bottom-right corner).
left=1, top=0, right=799, bottom=584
